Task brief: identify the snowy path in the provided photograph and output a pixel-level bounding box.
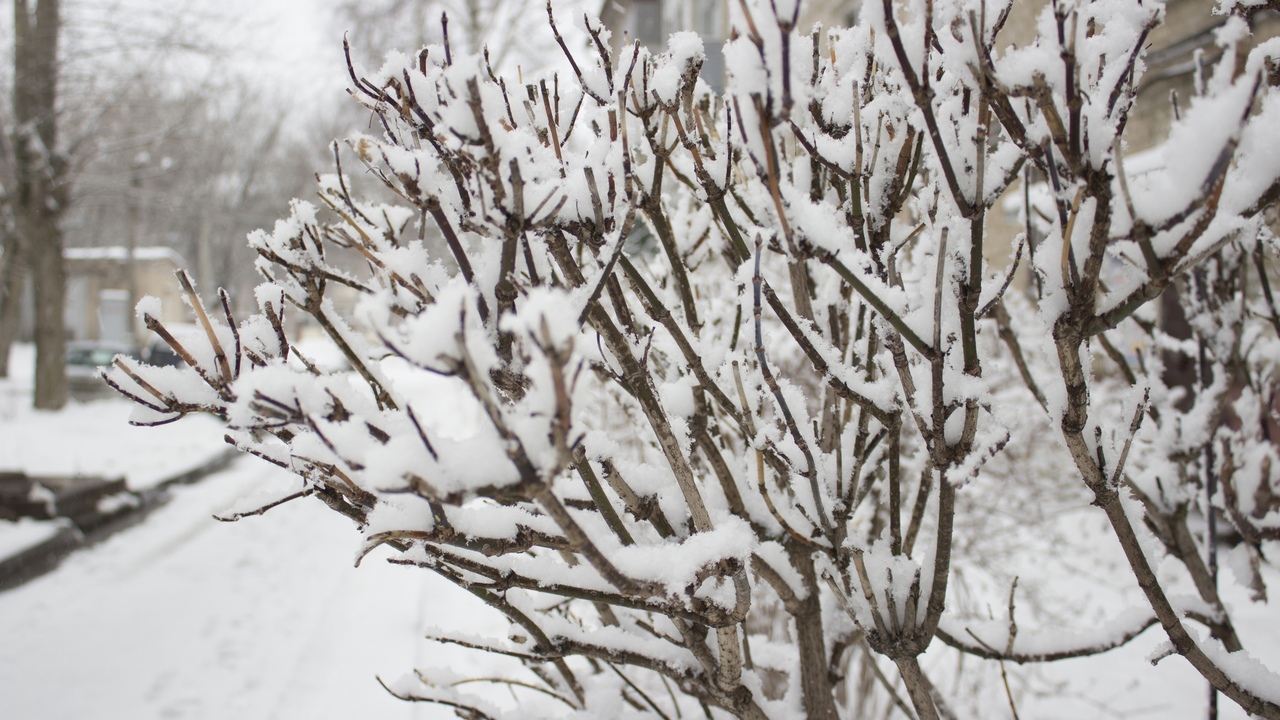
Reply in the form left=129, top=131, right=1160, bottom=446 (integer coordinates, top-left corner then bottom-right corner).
left=0, top=457, right=498, bottom=720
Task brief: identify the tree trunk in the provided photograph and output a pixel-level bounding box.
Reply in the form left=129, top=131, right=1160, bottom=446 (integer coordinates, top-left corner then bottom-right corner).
left=12, top=0, right=67, bottom=409
left=26, top=214, right=65, bottom=408
left=0, top=232, right=23, bottom=377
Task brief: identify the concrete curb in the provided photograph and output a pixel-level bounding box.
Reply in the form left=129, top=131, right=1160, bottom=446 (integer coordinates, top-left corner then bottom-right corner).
left=0, top=524, right=83, bottom=590
left=0, top=448, right=240, bottom=592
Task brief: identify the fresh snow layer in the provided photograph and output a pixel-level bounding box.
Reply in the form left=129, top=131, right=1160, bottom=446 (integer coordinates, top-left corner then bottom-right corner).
left=0, top=399, right=228, bottom=490
left=0, top=517, right=72, bottom=561
left=0, top=345, right=228, bottom=491
left=0, top=458, right=511, bottom=720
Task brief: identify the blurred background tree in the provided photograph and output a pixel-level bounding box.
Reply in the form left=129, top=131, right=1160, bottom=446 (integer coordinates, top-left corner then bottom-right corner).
left=0, top=0, right=600, bottom=404
left=0, top=1, right=338, bottom=400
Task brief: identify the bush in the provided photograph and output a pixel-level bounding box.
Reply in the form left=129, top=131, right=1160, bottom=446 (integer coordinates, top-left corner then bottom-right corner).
left=107, top=1, right=1280, bottom=717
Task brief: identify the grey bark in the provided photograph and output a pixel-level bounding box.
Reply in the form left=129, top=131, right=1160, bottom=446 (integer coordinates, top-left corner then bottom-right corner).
left=12, top=0, right=67, bottom=409
left=0, top=231, right=21, bottom=377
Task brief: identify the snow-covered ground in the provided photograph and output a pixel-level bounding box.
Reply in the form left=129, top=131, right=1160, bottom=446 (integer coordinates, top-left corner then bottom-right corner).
left=0, top=345, right=228, bottom=491
left=0, top=343, right=232, bottom=563
left=0, top=457, right=508, bottom=720
left=0, top=517, right=71, bottom=561
left=0, top=343, right=511, bottom=720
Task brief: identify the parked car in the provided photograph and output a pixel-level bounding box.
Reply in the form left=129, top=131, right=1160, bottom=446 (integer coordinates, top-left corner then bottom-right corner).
left=144, top=336, right=184, bottom=367
left=66, top=341, right=140, bottom=400
left=141, top=323, right=202, bottom=369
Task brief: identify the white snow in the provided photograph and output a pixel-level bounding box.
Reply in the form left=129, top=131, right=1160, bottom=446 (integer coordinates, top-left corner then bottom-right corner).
left=0, top=517, right=72, bottom=561
left=0, top=345, right=229, bottom=491
left=0, top=459, right=508, bottom=720
left=0, top=398, right=228, bottom=491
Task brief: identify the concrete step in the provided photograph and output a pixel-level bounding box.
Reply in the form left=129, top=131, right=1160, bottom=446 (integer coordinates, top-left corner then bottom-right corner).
left=0, top=449, right=238, bottom=591
left=0, top=473, right=131, bottom=528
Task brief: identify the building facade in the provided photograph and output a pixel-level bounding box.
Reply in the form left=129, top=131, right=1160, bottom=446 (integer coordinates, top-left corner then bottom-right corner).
left=56, top=247, right=189, bottom=345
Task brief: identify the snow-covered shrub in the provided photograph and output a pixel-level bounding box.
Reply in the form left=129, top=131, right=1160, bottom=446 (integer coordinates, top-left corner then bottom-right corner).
left=107, top=1, right=1280, bottom=717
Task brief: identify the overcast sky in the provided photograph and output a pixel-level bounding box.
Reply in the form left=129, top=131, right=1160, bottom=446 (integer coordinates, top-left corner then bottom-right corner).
left=221, top=0, right=350, bottom=111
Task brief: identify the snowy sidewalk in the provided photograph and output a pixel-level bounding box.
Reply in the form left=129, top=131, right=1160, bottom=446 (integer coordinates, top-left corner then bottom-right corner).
left=0, top=457, right=503, bottom=720
left=0, top=346, right=511, bottom=719
left=0, top=344, right=230, bottom=491
left=0, top=344, right=233, bottom=584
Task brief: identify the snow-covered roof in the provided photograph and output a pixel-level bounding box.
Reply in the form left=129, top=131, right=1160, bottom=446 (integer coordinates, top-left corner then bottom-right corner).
left=64, top=246, right=187, bottom=267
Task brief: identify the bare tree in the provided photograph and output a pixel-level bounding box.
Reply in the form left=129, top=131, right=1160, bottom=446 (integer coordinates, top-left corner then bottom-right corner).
left=0, top=0, right=321, bottom=382
left=12, top=0, right=68, bottom=408
left=109, top=1, right=1280, bottom=718
left=335, top=0, right=572, bottom=74
left=0, top=154, right=22, bottom=378
left=63, top=78, right=319, bottom=315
